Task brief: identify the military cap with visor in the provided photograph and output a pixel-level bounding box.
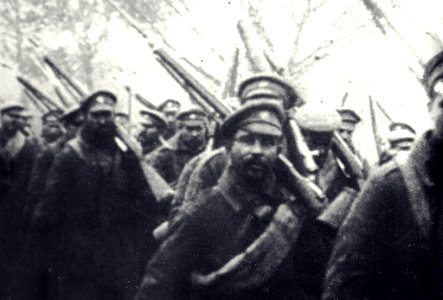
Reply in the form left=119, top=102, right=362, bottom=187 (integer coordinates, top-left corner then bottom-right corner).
left=219, top=100, right=285, bottom=141
left=41, top=109, right=63, bottom=123
left=0, top=100, right=26, bottom=114
left=157, top=99, right=181, bottom=111
left=80, top=90, right=117, bottom=113
left=337, top=108, right=361, bottom=131
left=294, top=104, right=341, bottom=133
left=139, top=108, right=168, bottom=129
left=387, top=122, right=416, bottom=143
left=176, top=106, right=207, bottom=126
left=237, top=74, right=303, bottom=109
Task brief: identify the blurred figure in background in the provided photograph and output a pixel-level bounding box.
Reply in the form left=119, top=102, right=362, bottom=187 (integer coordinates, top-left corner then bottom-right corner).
left=157, top=99, right=181, bottom=139
left=137, top=108, right=168, bottom=156
left=379, top=121, right=416, bottom=165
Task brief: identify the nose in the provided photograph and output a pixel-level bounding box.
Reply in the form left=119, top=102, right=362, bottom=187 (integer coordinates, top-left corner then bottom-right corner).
left=249, top=139, right=265, bottom=154
left=190, top=129, right=200, bottom=137
left=98, top=116, right=108, bottom=124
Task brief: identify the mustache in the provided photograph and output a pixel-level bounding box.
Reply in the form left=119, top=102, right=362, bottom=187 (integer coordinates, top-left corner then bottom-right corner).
left=242, top=154, right=269, bottom=169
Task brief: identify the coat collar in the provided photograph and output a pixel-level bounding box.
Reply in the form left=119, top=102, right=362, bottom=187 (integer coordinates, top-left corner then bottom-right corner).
left=409, top=131, right=443, bottom=188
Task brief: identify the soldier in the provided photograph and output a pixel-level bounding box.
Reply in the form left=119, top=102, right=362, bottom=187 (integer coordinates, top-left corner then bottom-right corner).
left=40, top=109, right=64, bottom=146
left=146, top=106, right=208, bottom=188
left=0, top=100, right=37, bottom=298
left=13, top=104, right=85, bottom=300
left=322, top=50, right=443, bottom=299
left=28, top=104, right=84, bottom=198
left=337, top=107, right=370, bottom=177
left=158, top=99, right=181, bottom=139
left=32, top=91, right=159, bottom=300
left=289, top=104, right=360, bottom=296
left=295, top=104, right=358, bottom=205
left=137, top=108, right=168, bottom=156
left=336, top=108, right=360, bottom=149
left=169, top=75, right=302, bottom=216
left=379, top=121, right=416, bottom=165
left=135, top=100, right=323, bottom=300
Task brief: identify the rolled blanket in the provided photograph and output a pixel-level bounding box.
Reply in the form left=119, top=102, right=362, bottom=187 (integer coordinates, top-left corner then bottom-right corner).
left=191, top=202, right=306, bottom=292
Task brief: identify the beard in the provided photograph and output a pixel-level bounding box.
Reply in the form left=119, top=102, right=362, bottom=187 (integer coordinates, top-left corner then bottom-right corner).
left=82, top=121, right=117, bottom=149
left=231, top=153, right=273, bottom=185
left=181, top=134, right=205, bottom=150
left=42, top=127, right=63, bottom=143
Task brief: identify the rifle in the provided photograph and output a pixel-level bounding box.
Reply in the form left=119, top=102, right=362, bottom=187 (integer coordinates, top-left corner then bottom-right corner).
left=154, top=48, right=232, bottom=121
left=331, top=132, right=365, bottom=189
left=135, top=93, right=156, bottom=110
left=36, top=53, right=174, bottom=202
left=43, top=56, right=87, bottom=98
left=369, top=96, right=383, bottom=158
left=115, top=126, right=174, bottom=203
left=23, top=89, right=49, bottom=113
left=17, top=76, right=63, bottom=111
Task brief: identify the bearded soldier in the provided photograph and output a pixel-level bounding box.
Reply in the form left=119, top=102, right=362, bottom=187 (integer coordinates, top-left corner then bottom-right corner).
left=136, top=100, right=323, bottom=300
left=32, top=91, right=159, bottom=300
left=39, top=110, right=64, bottom=147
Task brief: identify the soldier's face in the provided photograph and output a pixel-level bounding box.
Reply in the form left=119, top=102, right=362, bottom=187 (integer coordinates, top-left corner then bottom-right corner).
left=42, top=115, right=63, bottom=142
left=1, top=108, right=25, bottom=135
left=139, top=124, right=160, bottom=145
left=303, top=131, right=333, bottom=168
left=337, top=129, right=353, bottom=146
left=229, top=129, right=281, bottom=183
left=162, top=107, right=179, bottom=125
left=180, top=121, right=206, bottom=147
left=85, top=108, right=116, bottom=139
left=429, top=94, right=443, bottom=141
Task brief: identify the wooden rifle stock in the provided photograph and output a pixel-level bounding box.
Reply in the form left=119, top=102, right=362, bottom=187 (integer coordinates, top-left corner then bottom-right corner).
left=331, top=132, right=365, bottom=189
left=285, top=119, right=318, bottom=176
left=115, top=125, right=174, bottom=203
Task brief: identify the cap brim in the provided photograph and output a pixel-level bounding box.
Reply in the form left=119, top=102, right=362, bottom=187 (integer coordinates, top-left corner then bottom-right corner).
left=89, top=104, right=114, bottom=113
left=242, top=123, right=282, bottom=137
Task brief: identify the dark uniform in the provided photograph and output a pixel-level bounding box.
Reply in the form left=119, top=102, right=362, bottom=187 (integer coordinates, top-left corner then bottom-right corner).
left=169, top=75, right=303, bottom=218
left=0, top=101, right=37, bottom=297
left=136, top=100, right=323, bottom=300
left=32, top=91, right=159, bottom=300
left=323, top=50, right=443, bottom=300
left=146, top=108, right=208, bottom=188
left=13, top=105, right=84, bottom=300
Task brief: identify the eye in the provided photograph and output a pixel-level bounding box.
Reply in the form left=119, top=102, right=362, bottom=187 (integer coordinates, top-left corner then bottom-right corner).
left=260, top=136, right=278, bottom=147
left=236, top=134, right=255, bottom=145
